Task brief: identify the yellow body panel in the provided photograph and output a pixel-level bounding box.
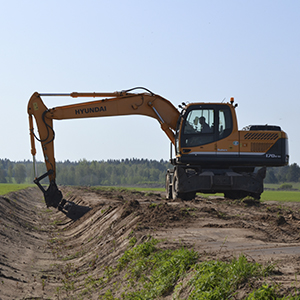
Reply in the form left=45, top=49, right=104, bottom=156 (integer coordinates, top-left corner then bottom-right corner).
left=216, top=131, right=239, bottom=154
left=239, top=131, right=280, bottom=154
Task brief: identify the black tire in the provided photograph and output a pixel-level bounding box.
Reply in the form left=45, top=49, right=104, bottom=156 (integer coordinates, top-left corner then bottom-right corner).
left=172, top=174, right=179, bottom=200
left=172, top=174, right=196, bottom=201
left=180, top=192, right=196, bottom=201
left=165, top=172, right=172, bottom=200
left=250, top=193, right=261, bottom=200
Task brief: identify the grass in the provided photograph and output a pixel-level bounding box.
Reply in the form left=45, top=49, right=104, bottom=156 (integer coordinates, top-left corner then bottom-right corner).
left=185, top=255, right=274, bottom=300
left=261, top=190, right=300, bottom=202
left=1, top=182, right=299, bottom=203
left=0, top=183, right=35, bottom=195
left=262, top=182, right=300, bottom=202
left=265, top=182, right=300, bottom=190
left=76, top=238, right=300, bottom=299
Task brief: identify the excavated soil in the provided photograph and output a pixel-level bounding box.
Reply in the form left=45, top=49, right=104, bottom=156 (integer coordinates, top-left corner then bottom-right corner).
left=1, top=186, right=300, bottom=299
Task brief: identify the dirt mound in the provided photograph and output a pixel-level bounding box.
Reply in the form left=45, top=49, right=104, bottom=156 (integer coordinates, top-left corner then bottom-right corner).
left=1, top=186, right=300, bottom=299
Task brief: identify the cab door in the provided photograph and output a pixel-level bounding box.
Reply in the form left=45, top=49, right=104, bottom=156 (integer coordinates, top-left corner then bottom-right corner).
left=216, top=105, right=239, bottom=158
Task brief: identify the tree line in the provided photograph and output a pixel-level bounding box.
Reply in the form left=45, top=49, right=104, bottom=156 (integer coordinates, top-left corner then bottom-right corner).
left=0, top=158, right=172, bottom=187
left=0, top=158, right=299, bottom=186
left=264, top=163, right=300, bottom=184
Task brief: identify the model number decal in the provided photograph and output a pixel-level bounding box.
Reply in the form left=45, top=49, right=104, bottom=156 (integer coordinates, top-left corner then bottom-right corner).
left=266, top=154, right=281, bottom=159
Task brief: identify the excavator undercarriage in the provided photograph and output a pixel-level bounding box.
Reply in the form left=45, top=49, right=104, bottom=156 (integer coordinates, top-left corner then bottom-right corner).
left=166, top=164, right=266, bottom=200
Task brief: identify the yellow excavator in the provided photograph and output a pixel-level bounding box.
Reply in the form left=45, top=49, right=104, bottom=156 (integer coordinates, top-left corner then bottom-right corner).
left=28, top=87, right=288, bottom=210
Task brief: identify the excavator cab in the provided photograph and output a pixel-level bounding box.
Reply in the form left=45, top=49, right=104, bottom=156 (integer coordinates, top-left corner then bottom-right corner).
left=181, top=104, right=233, bottom=146
left=175, top=103, right=238, bottom=166
left=175, top=101, right=288, bottom=168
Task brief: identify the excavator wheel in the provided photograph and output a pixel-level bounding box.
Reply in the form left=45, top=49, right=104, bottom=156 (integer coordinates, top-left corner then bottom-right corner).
left=171, top=173, right=195, bottom=201
left=171, top=174, right=179, bottom=200
left=249, top=193, right=261, bottom=200
left=165, top=172, right=173, bottom=200
left=180, top=192, right=196, bottom=201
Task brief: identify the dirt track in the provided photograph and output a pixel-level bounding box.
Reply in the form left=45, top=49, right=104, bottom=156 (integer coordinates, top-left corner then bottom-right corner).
left=1, top=186, right=300, bottom=299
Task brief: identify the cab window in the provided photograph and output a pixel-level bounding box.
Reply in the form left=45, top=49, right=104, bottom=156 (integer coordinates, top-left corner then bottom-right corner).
left=182, top=108, right=215, bottom=146
left=183, top=109, right=214, bottom=134
left=181, top=105, right=233, bottom=147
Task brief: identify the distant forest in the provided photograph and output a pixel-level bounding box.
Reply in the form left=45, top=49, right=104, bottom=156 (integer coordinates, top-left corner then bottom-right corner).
left=0, top=158, right=299, bottom=186
left=0, top=158, right=172, bottom=187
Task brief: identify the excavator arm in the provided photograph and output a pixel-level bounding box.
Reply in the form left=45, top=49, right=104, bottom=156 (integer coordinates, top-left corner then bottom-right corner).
left=27, top=87, right=180, bottom=209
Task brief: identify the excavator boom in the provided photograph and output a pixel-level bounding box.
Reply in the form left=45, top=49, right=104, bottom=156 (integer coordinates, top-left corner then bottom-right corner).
left=28, top=88, right=179, bottom=209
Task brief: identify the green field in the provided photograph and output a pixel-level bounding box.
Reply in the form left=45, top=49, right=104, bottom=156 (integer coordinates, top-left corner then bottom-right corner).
left=1, top=183, right=300, bottom=202
left=262, top=182, right=300, bottom=202
left=0, top=183, right=35, bottom=195
left=264, top=182, right=300, bottom=190
left=261, top=190, right=300, bottom=202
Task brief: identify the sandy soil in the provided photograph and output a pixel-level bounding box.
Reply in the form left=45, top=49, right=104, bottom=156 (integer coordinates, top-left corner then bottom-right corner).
left=1, top=186, right=300, bottom=299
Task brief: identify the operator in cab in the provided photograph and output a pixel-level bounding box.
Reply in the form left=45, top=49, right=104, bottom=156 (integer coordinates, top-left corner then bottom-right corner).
left=199, top=116, right=212, bottom=133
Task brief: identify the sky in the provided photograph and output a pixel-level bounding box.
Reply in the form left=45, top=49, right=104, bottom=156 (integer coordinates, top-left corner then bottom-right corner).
left=0, top=0, right=299, bottom=165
